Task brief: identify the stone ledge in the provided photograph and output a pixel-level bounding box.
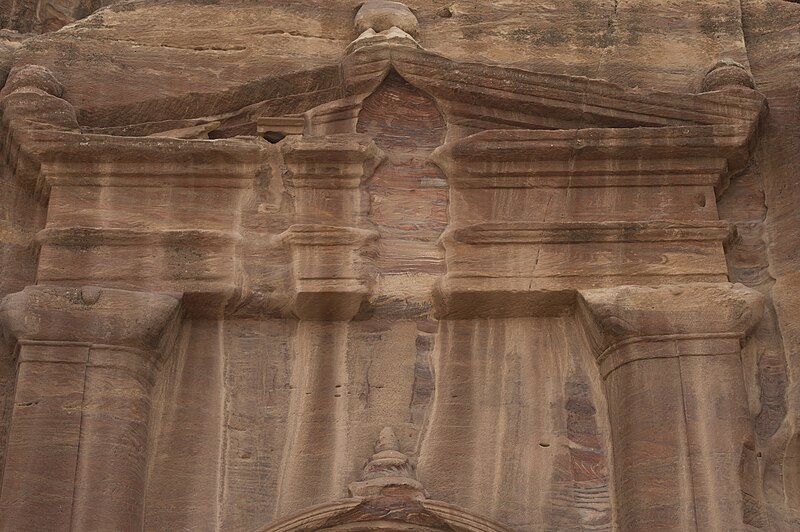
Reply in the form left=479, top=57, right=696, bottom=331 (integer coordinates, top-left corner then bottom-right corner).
left=281, top=134, right=385, bottom=189
left=281, top=225, right=378, bottom=321
left=432, top=125, right=751, bottom=192
left=433, top=278, right=577, bottom=319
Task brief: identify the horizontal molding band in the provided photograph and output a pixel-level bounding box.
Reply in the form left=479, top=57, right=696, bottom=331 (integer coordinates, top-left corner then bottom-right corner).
left=280, top=224, right=379, bottom=246
left=598, top=333, right=743, bottom=378
left=435, top=125, right=751, bottom=162
left=256, top=116, right=305, bottom=135
left=37, top=227, right=240, bottom=247
left=449, top=174, right=723, bottom=189
left=445, top=220, right=733, bottom=244
left=42, top=173, right=254, bottom=189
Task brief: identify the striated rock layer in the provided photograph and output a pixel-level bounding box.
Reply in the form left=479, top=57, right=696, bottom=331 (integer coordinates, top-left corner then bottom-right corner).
left=0, top=1, right=798, bottom=531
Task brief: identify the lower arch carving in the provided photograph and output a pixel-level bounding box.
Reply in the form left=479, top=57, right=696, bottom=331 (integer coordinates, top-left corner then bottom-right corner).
left=260, top=498, right=513, bottom=532
left=261, top=428, right=513, bottom=532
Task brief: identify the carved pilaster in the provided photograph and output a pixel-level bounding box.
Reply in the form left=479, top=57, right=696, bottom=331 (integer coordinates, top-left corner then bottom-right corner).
left=0, top=285, right=181, bottom=531
left=281, top=133, right=384, bottom=225
left=577, top=283, right=763, bottom=531
left=280, top=134, right=384, bottom=321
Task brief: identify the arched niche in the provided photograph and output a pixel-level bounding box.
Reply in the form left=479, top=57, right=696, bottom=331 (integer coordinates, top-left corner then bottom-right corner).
left=354, top=70, right=448, bottom=279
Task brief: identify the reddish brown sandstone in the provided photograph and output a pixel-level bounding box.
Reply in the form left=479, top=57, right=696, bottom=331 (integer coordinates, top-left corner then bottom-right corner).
left=0, top=1, right=798, bottom=530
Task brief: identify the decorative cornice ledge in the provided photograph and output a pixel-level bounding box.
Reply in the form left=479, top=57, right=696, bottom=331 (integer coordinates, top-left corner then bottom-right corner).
left=432, top=126, right=753, bottom=195
left=445, top=220, right=733, bottom=245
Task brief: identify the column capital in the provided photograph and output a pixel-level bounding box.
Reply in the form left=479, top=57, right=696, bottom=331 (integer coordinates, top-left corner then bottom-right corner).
left=0, top=285, right=181, bottom=352
left=577, top=283, right=763, bottom=374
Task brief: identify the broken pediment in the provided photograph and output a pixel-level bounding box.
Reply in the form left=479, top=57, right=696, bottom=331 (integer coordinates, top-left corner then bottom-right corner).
left=3, top=2, right=798, bottom=531
left=252, top=42, right=765, bottom=145
left=51, top=3, right=764, bottom=149
left=0, top=26, right=767, bottom=321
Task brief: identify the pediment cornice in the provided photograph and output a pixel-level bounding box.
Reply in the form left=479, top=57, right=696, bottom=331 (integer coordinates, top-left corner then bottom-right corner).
left=336, top=42, right=766, bottom=134
left=1, top=38, right=766, bottom=177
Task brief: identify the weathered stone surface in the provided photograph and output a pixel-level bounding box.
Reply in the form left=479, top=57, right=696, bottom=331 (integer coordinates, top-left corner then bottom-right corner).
left=0, top=0, right=113, bottom=33
left=0, top=1, right=799, bottom=531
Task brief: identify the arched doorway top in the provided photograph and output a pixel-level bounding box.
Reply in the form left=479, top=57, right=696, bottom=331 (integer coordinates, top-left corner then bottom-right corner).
left=260, top=427, right=514, bottom=532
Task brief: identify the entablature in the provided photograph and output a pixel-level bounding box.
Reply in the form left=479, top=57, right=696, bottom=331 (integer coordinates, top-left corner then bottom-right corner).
left=0, top=4, right=769, bottom=321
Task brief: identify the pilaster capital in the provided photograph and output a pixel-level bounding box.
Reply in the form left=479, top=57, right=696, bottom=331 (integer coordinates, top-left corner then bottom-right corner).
left=0, top=285, right=181, bottom=352
left=281, top=134, right=385, bottom=188
left=577, top=282, right=763, bottom=364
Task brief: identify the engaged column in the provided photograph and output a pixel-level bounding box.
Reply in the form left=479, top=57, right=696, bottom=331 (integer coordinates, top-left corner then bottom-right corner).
left=0, top=285, right=180, bottom=531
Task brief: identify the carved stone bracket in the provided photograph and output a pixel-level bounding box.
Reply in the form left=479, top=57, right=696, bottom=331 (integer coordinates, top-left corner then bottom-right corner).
left=280, top=225, right=378, bottom=321
left=281, top=134, right=384, bottom=191
left=279, top=134, right=384, bottom=320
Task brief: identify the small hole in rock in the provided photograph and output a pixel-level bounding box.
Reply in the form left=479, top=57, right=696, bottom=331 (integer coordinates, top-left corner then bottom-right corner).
left=539, top=442, right=550, bottom=448
left=264, top=131, right=286, bottom=144
left=437, top=6, right=453, bottom=18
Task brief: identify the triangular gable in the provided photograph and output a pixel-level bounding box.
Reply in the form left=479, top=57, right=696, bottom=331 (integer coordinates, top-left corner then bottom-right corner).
left=252, top=37, right=767, bottom=143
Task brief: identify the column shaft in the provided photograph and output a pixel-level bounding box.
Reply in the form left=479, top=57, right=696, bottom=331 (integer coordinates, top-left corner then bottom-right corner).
left=0, top=285, right=180, bottom=531
left=0, top=343, right=88, bottom=531
left=580, top=283, right=763, bottom=531
left=603, top=338, right=750, bottom=530
left=70, top=348, right=157, bottom=530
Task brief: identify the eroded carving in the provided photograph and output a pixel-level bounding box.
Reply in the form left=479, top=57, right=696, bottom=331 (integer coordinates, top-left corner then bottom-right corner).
left=0, top=4, right=787, bottom=531
left=349, top=1, right=420, bottom=53
left=703, top=59, right=757, bottom=92
left=348, top=426, right=428, bottom=499
left=263, top=427, right=513, bottom=532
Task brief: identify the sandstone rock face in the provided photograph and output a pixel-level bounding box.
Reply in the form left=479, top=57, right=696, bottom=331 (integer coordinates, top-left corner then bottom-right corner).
left=0, top=1, right=798, bottom=531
